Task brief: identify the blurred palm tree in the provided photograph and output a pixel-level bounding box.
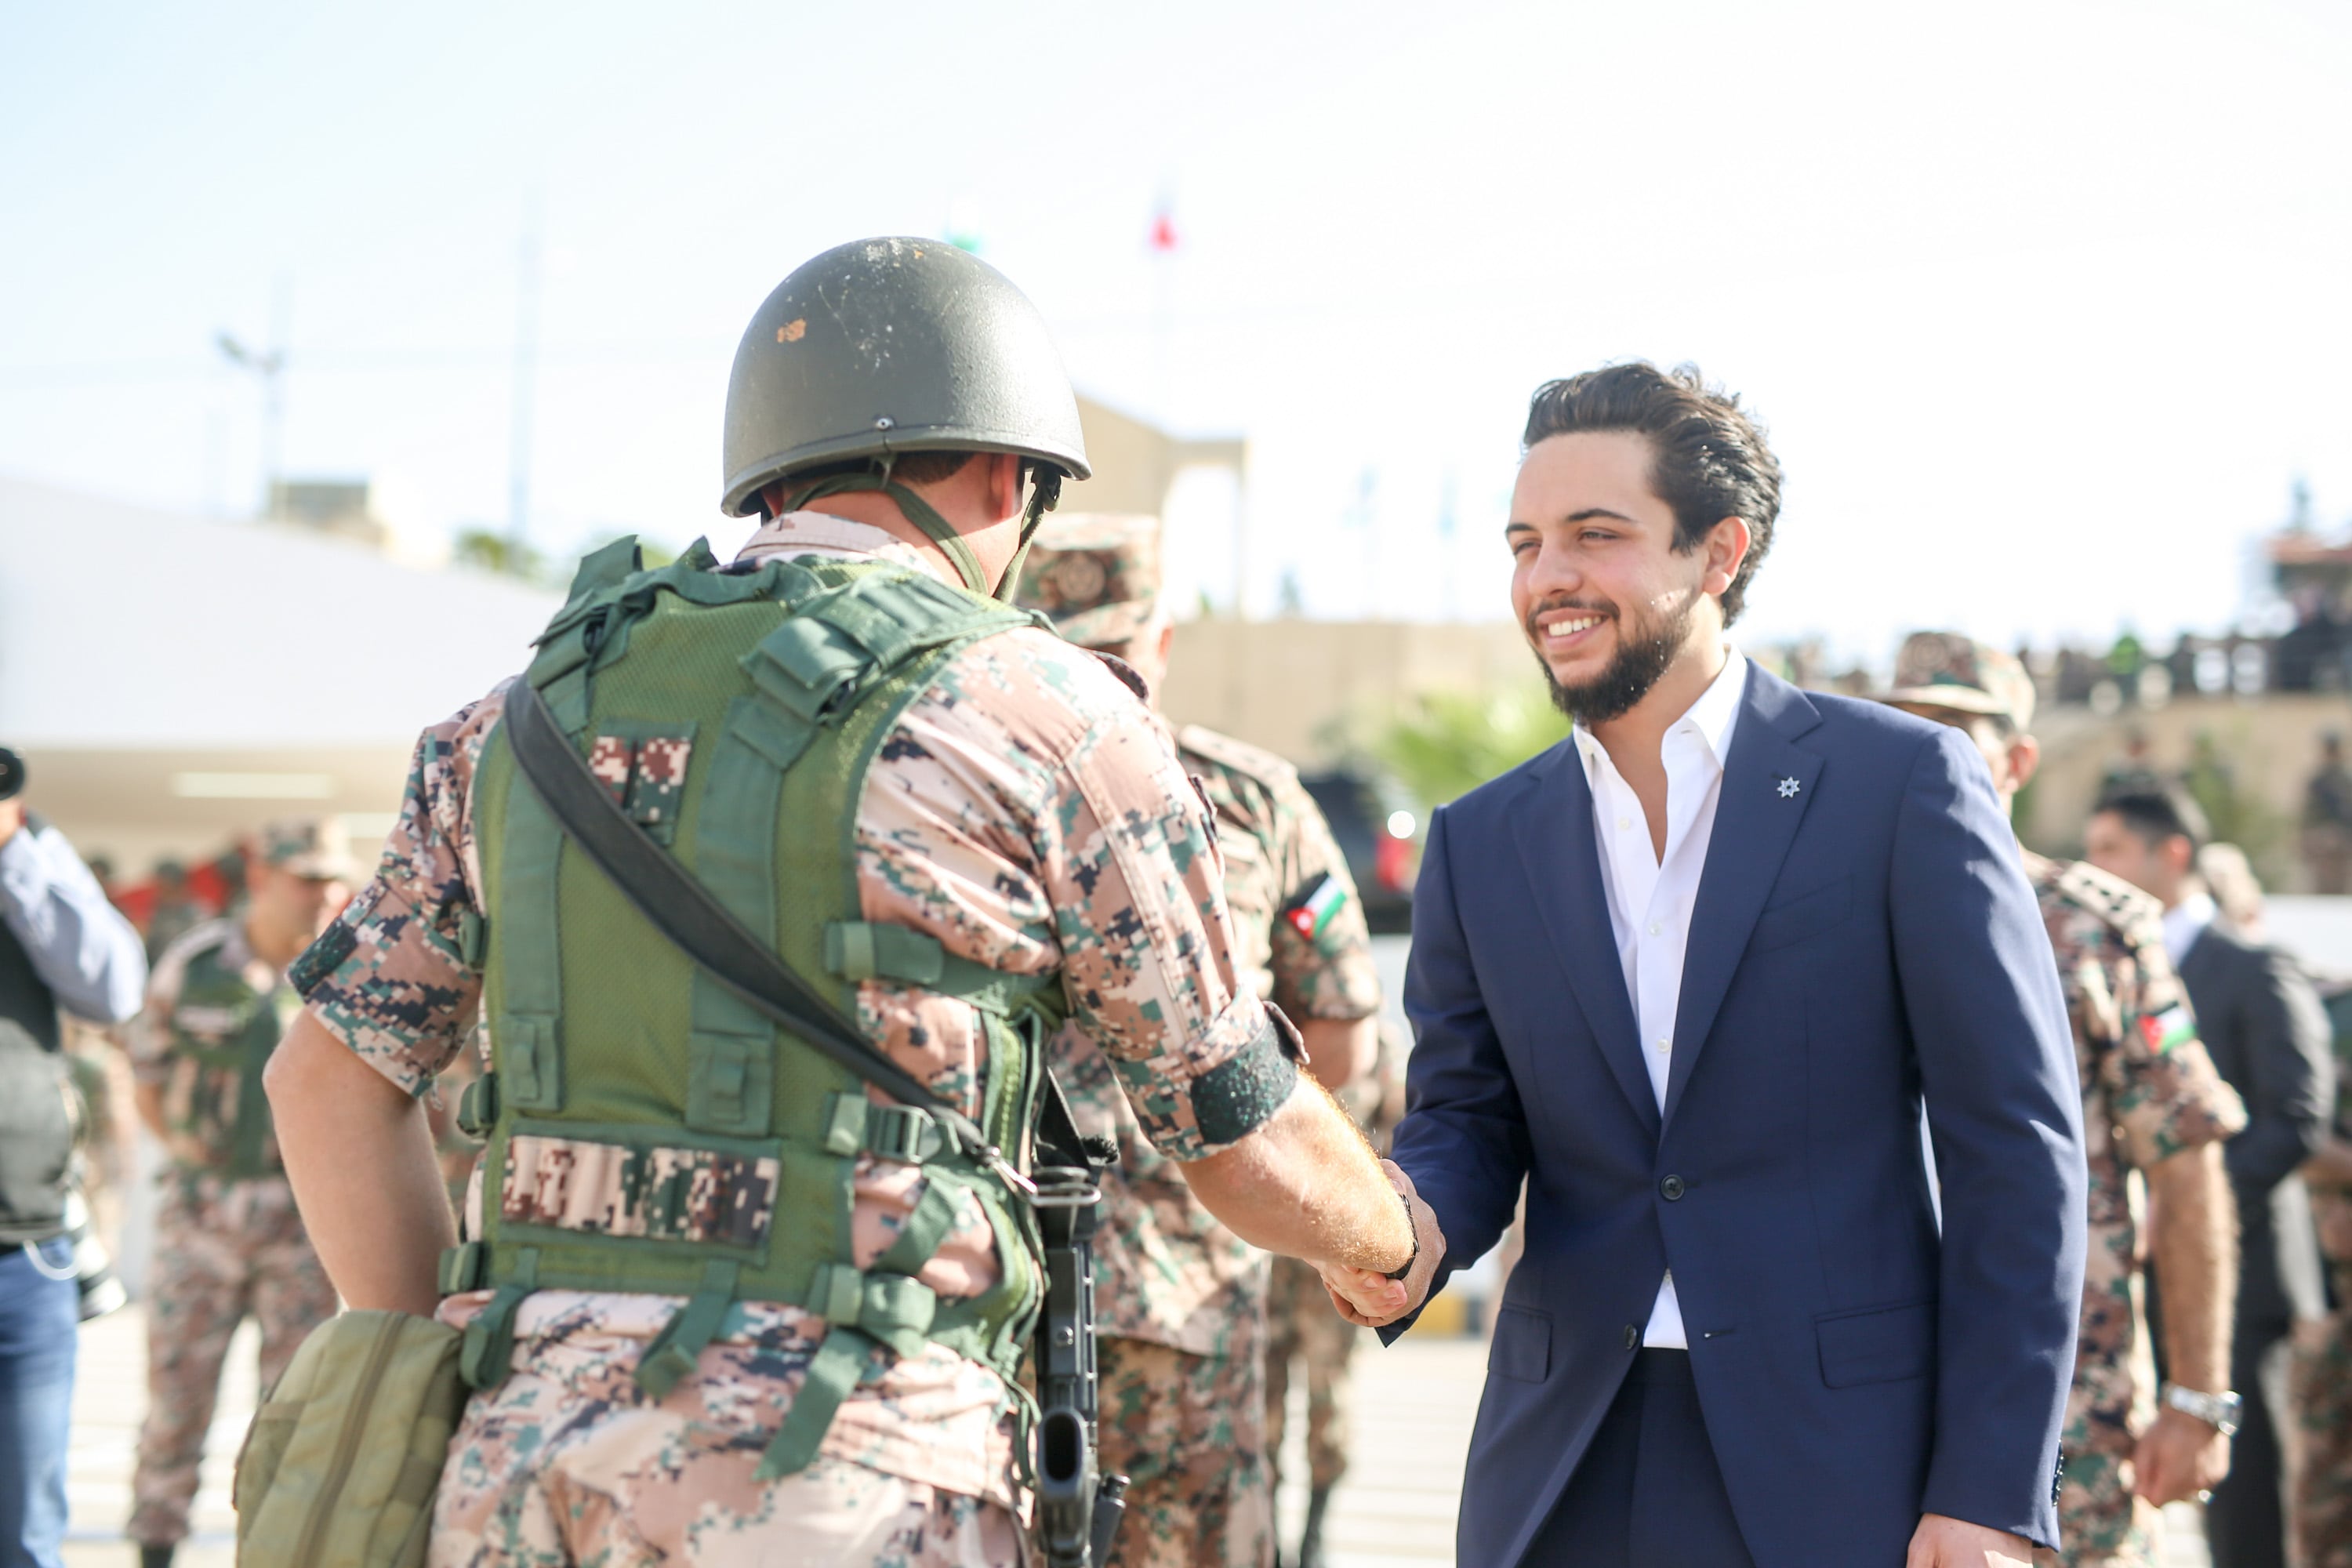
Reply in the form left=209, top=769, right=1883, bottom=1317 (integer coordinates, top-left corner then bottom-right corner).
left=1375, top=683, right=1569, bottom=811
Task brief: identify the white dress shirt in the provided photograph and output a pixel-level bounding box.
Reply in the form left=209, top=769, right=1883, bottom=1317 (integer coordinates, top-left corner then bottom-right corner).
left=1571, top=648, right=1748, bottom=1350
left=2161, top=889, right=2218, bottom=968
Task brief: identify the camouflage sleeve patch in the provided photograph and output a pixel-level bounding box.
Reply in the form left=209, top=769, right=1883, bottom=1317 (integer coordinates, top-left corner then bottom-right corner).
left=1265, top=770, right=1381, bottom=1022
left=295, top=686, right=506, bottom=1099
left=587, top=724, right=696, bottom=844
left=2100, top=913, right=2248, bottom=1168
left=500, top=1132, right=777, bottom=1249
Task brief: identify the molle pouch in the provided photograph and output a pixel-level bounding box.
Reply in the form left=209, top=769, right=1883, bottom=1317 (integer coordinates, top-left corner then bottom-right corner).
left=232, top=1310, right=468, bottom=1568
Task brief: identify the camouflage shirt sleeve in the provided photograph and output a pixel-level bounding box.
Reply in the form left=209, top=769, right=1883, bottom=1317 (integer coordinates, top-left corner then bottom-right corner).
left=870, top=630, right=1289, bottom=1163
left=2095, top=906, right=2248, bottom=1171
left=288, top=683, right=504, bottom=1098
left=1263, top=769, right=1381, bottom=1024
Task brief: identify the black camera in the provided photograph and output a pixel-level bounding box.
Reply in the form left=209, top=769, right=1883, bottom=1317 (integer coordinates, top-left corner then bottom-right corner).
left=0, top=747, right=23, bottom=803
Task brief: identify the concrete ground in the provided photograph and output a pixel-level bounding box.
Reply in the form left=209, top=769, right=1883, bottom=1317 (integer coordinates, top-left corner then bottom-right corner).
left=59, top=1301, right=2210, bottom=1568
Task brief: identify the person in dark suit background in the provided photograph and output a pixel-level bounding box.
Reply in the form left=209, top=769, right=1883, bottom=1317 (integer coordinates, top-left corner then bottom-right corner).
left=1320, top=364, right=2087, bottom=1568
left=2087, top=786, right=2336, bottom=1568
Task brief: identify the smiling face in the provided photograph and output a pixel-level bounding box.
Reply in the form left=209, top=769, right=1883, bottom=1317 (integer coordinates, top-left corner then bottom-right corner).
left=1507, top=430, right=1748, bottom=725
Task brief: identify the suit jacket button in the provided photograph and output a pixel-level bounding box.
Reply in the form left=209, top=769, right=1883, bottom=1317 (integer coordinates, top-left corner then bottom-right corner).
left=1660, top=1174, right=1686, bottom=1201
left=1623, top=1324, right=1640, bottom=1350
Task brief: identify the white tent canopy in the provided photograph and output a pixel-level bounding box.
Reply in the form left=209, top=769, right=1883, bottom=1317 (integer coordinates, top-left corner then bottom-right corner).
left=0, top=476, right=562, bottom=869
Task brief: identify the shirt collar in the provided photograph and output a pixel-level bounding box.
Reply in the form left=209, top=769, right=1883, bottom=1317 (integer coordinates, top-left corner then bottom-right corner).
left=732, top=510, right=949, bottom=586
left=1573, top=647, right=1748, bottom=780
left=2162, top=890, right=2219, bottom=966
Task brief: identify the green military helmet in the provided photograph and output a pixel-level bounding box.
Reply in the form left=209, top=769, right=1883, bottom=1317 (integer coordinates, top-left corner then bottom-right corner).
left=720, top=237, right=1092, bottom=519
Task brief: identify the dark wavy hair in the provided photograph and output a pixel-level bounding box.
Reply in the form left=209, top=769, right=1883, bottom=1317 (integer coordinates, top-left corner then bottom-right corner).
left=1522, top=362, right=1781, bottom=626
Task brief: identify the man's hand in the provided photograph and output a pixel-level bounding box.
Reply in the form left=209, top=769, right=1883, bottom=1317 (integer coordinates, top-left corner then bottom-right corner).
left=1319, top=1159, right=1445, bottom=1329
left=2132, top=1406, right=2230, bottom=1506
left=1905, top=1513, right=2033, bottom=1568
left=0, top=797, right=23, bottom=848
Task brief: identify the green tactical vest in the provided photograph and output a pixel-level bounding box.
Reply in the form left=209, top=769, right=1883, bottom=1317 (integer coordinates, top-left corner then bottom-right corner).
left=161, top=928, right=293, bottom=1181
left=440, top=536, right=1062, bottom=1480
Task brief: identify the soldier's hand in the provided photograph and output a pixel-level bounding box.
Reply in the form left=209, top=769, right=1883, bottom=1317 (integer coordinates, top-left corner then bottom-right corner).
left=2131, top=1406, right=2230, bottom=1507
left=1904, top=1513, right=2032, bottom=1567
left=1319, top=1159, right=1445, bottom=1329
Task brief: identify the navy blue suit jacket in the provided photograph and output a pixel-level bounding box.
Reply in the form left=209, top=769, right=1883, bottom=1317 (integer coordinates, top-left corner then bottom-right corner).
left=1389, top=666, right=2086, bottom=1567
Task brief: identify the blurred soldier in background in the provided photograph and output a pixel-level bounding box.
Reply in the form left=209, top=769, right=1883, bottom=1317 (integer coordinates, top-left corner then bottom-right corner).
left=141, top=859, right=204, bottom=964
left=2198, top=844, right=2270, bottom=942
left=126, top=819, right=354, bottom=1568
left=2100, top=726, right=2165, bottom=800
left=2089, top=784, right=2336, bottom=1568
left=2303, top=732, right=2352, bottom=895
left=0, top=749, right=147, bottom=1568
left=1017, top=515, right=1385, bottom=1568
left=1882, top=634, right=2248, bottom=1568
left=2294, top=1000, right=2352, bottom=1567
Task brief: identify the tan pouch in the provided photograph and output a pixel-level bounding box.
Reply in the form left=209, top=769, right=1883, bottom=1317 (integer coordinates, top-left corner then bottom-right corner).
left=233, top=1309, right=468, bottom=1568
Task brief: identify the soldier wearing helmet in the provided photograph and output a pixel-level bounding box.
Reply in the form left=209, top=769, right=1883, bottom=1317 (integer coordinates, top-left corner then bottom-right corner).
left=1878, top=633, right=2248, bottom=1568
left=264, top=239, right=1438, bottom=1567
left=127, top=819, right=356, bottom=1568
left=1016, top=516, right=1388, bottom=1568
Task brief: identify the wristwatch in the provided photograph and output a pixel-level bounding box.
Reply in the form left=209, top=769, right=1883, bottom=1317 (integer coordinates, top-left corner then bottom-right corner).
left=2163, top=1383, right=2244, bottom=1437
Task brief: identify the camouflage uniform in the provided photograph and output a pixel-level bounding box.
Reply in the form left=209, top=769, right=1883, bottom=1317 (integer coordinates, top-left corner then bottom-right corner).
left=127, top=895, right=342, bottom=1548
left=292, top=512, right=1291, bottom=1568
left=1016, top=514, right=1384, bottom=1568
left=2025, top=856, right=2246, bottom=1568
left=2290, top=999, right=2352, bottom=1566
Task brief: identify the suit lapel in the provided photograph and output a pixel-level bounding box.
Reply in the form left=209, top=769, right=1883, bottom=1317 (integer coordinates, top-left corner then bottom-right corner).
left=1511, top=744, right=1659, bottom=1137
left=1662, top=668, right=1824, bottom=1129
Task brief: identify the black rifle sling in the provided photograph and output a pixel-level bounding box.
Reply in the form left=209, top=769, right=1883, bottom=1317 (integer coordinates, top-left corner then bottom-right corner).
left=501, top=677, right=1011, bottom=1157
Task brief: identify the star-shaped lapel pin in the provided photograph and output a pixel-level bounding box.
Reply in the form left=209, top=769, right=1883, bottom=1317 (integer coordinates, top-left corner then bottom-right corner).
left=1777, top=776, right=1802, bottom=799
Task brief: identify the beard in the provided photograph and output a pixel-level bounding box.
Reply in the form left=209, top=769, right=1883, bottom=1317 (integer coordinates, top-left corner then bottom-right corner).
left=1534, top=591, right=1700, bottom=726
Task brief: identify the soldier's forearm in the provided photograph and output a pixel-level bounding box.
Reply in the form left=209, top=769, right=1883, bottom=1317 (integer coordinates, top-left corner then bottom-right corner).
left=2147, top=1141, right=2235, bottom=1394
left=265, top=1009, right=455, bottom=1317
left=1178, top=1076, right=1412, bottom=1274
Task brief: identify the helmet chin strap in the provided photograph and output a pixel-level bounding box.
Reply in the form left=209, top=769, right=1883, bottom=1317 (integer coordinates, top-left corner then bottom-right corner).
left=997, top=466, right=1064, bottom=604
left=783, top=463, right=1065, bottom=601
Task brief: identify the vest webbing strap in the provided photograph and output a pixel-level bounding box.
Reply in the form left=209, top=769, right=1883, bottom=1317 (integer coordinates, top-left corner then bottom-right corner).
left=823, top=921, right=1055, bottom=1014
left=758, top=1327, right=873, bottom=1479
left=497, top=791, right=565, bottom=1114
left=633, top=1258, right=741, bottom=1400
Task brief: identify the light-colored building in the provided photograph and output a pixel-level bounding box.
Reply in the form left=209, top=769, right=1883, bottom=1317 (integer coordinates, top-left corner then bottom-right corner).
left=0, top=474, right=562, bottom=870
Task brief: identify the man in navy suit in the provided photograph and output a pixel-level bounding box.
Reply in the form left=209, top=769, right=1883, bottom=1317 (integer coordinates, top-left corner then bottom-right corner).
left=1321, top=365, right=2088, bottom=1567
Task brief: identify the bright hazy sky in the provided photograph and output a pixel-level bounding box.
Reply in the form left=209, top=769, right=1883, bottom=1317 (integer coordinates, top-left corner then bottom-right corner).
left=6, top=0, right=2349, bottom=662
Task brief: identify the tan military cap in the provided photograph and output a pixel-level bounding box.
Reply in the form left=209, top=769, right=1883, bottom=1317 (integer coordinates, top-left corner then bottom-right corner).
left=1014, top=513, right=1162, bottom=650
left=257, top=818, right=361, bottom=881
left=1878, top=631, right=2037, bottom=731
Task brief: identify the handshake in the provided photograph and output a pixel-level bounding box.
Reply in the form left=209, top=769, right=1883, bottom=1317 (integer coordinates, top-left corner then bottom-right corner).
left=1316, top=1159, right=1448, bottom=1330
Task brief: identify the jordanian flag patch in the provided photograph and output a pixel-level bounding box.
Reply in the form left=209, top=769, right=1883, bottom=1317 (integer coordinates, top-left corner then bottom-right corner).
left=2139, top=1005, right=2197, bottom=1055
left=1285, top=874, right=1348, bottom=940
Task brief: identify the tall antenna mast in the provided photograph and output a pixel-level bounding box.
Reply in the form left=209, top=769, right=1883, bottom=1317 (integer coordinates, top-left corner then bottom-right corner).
left=215, top=274, right=291, bottom=520
left=509, top=193, right=544, bottom=553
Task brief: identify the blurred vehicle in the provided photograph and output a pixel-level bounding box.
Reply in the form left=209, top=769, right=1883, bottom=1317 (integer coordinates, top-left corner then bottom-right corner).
left=1299, top=769, right=1417, bottom=935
